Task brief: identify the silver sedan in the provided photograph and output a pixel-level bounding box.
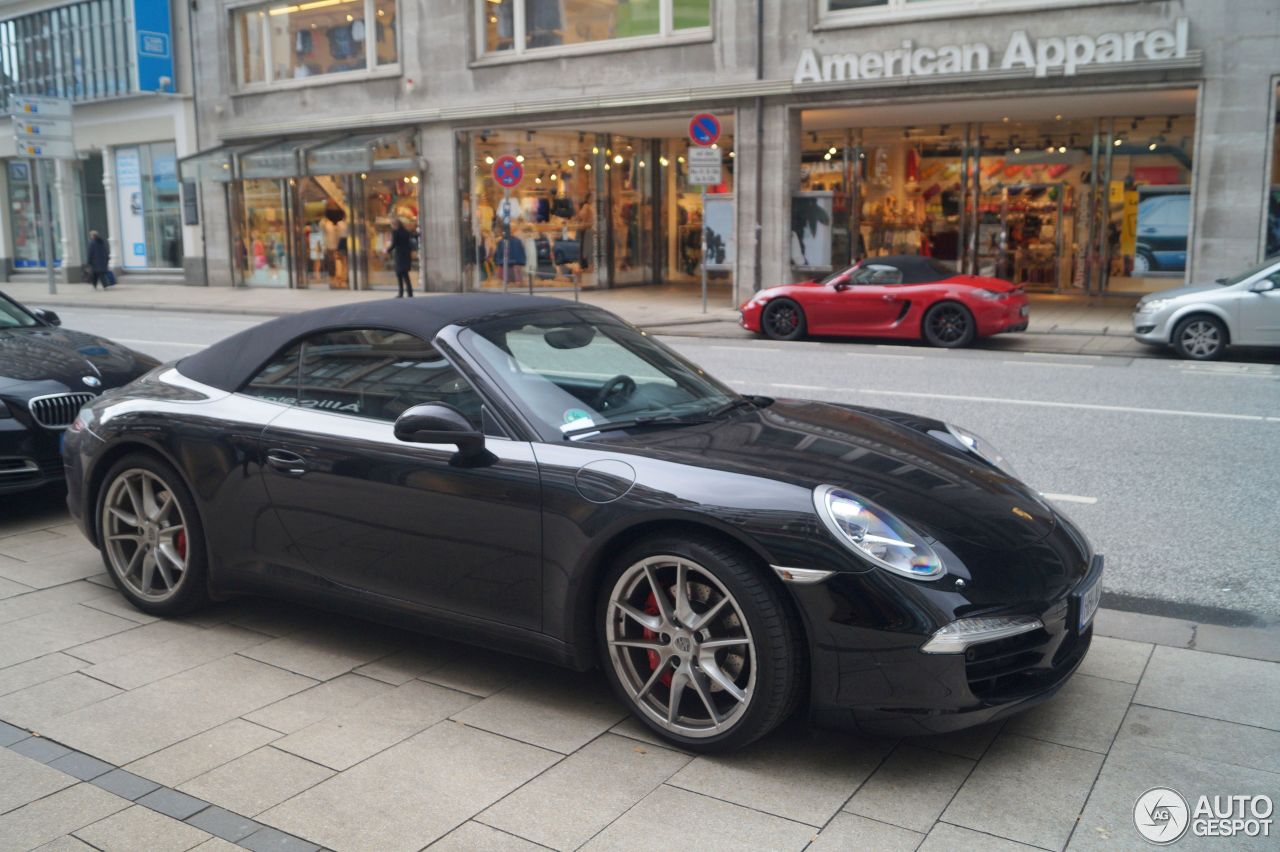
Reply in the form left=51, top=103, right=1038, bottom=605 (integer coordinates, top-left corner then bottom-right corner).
left=1132, top=258, right=1280, bottom=359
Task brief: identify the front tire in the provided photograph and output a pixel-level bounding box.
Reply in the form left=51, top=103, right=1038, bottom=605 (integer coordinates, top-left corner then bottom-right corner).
left=923, top=301, right=976, bottom=348
left=597, top=534, right=804, bottom=752
left=761, top=299, right=806, bottom=341
left=97, top=453, right=209, bottom=615
left=1172, top=315, right=1227, bottom=360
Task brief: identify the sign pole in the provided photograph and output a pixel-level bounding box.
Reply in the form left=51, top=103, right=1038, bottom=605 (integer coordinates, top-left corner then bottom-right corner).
left=700, top=186, right=708, bottom=314
left=502, top=188, right=510, bottom=294
left=34, top=160, right=56, bottom=295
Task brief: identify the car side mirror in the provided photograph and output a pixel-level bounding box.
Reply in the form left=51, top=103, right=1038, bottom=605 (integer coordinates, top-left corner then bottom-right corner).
left=32, top=307, right=61, bottom=326
left=1250, top=280, right=1277, bottom=293
left=833, top=278, right=850, bottom=292
left=394, top=403, right=484, bottom=455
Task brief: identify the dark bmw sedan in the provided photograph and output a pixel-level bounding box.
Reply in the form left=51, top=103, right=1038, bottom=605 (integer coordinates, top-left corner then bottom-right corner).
left=64, top=295, right=1099, bottom=752
left=0, top=290, right=158, bottom=495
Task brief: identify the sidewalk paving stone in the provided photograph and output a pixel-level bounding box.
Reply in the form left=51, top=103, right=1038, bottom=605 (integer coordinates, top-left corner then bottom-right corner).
left=450, top=670, right=627, bottom=754
left=418, top=646, right=543, bottom=697
left=273, top=678, right=476, bottom=771
left=1092, top=609, right=1195, bottom=649
left=39, top=655, right=315, bottom=765
left=74, top=804, right=212, bottom=851
left=238, top=622, right=405, bottom=682
left=91, top=768, right=161, bottom=801
left=844, top=743, right=974, bottom=833
left=179, top=746, right=334, bottom=817
left=1076, top=636, right=1153, bottom=684
left=1005, top=674, right=1136, bottom=753
left=239, top=825, right=321, bottom=852
left=124, top=718, right=282, bottom=788
left=84, top=623, right=274, bottom=690
left=135, top=786, right=209, bottom=820
left=45, top=750, right=114, bottom=781
left=428, top=820, right=549, bottom=851
left=1134, top=646, right=1280, bottom=731
left=0, top=782, right=130, bottom=850
left=1114, top=705, right=1280, bottom=779
left=0, top=551, right=106, bottom=590
left=192, top=837, right=252, bottom=851
left=581, top=784, right=814, bottom=852
left=807, top=813, right=925, bottom=852
left=0, top=575, right=33, bottom=600
left=0, top=747, right=76, bottom=815
left=66, top=619, right=201, bottom=666
left=354, top=642, right=461, bottom=686
left=918, top=822, right=1042, bottom=851
left=244, top=672, right=393, bottom=734
left=667, top=725, right=893, bottom=827
left=478, top=733, right=690, bottom=850
left=0, top=581, right=116, bottom=627
left=907, top=720, right=1004, bottom=761
left=261, top=721, right=561, bottom=851
left=0, top=673, right=121, bottom=729
left=79, top=593, right=160, bottom=624
left=33, top=836, right=95, bottom=851
left=1193, top=623, right=1280, bottom=663
left=10, top=736, right=71, bottom=763
left=186, top=805, right=262, bottom=843
left=0, top=603, right=136, bottom=669
left=942, top=733, right=1104, bottom=850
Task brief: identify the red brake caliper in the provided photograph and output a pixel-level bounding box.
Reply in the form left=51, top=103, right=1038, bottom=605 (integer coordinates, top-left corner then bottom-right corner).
left=174, top=529, right=187, bottom=561
left=642, top=592, right=673, bottom=687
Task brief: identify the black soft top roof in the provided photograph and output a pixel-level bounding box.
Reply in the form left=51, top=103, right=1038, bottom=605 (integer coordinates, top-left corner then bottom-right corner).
left=178, top=293, right=579, bottom=392
left=860, top=255, right=955, bottom=284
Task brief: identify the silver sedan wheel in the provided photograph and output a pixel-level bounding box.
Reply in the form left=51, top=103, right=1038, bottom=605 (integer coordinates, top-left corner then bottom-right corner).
left=605, top=555, right=756, bottom=739
left=102, top=468, right=189, bottom=602
left=1179, top=320, right=1222, bottom=358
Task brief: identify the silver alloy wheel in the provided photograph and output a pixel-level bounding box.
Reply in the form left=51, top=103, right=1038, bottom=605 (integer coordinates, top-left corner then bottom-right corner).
left=605, top=555, right=756, bottom=739
left=1179, top=319, right=1222, bottom=358
left=102, top=468, right=189, bottom=602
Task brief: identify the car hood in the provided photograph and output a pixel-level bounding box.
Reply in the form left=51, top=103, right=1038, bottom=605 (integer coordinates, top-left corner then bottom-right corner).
left=0, top=326, right=159, bottom=394
left=1138, top=282, right=1226, bottom=305
left=605, top=399, right=1058, bottom=551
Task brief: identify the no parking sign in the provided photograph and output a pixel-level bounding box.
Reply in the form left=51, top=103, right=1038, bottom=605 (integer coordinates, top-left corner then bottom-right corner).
left=493, top=155, right=523, bottom=188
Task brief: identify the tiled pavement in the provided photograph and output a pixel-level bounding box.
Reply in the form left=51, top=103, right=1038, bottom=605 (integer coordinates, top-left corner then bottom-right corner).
left=1, top=499, right=1278, bottom=851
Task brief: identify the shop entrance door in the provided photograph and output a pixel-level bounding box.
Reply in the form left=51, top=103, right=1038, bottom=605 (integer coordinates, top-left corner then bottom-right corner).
left=293, top=176, right=353, bottom=290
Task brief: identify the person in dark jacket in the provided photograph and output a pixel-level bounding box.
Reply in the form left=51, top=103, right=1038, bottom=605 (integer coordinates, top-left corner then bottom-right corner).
left=86, top=231, right=110, bottom=289
left=388, top=218, right=417, bottom=298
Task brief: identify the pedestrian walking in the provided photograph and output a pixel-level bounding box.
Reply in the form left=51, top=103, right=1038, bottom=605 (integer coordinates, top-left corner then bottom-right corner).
left=389, top=218, right=417, bottom=298
left=86, top=230, right=110, bottom=289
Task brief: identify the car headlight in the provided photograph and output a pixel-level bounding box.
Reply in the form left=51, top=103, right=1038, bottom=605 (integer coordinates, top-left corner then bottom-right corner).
left=920, top=615, right=1044, bottom=654
left=945, top=423, right=1017, bottom=478
left=0, top=400, right=10, bottom=419
left=813, top=485, right=944, bottom=579
left=1137, top=298, right=1169, bottom=313
left=972, top=288, right=1003, bottom=300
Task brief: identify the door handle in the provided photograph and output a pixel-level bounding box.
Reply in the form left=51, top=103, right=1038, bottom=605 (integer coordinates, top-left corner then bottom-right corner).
left=265, top=450, right=307, bottom=476
left=881, top=294, right=897, bottom=301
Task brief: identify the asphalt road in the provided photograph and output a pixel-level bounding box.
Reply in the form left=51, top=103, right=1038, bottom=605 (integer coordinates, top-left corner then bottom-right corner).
left=48, top=306, right=1280, bottom=625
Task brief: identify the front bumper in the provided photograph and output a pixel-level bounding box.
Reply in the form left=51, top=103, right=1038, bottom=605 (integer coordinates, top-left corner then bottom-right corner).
left=975, top=299, right=1030, bottom=337
left=0, top=418, right=64, bottom=495
left=801, top=553, right=1102, bottom=736
left=1132, top=308, right=1174, bottom=344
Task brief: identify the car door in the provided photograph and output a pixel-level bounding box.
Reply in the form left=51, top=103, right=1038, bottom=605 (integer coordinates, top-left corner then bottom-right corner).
left=1235, top=267, right=1280, bottom=346
left=825, top=264, right=907, bottom=335
left=257, top=328, right=543, bottom=630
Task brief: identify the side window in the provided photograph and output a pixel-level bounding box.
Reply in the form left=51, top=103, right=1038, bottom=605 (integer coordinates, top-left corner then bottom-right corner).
left=297, top=329, right=484, bottom=426
left=241, top=343, right=303, bottom=405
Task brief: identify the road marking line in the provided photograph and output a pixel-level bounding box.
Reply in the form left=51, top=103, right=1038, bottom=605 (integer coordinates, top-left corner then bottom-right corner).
left=1041, top=493, right=1098, bottom=505
left=1000, top=361, right=1094, bottom=369
left=710, top=345, right=782, bottom=353
left=1178, top=370, right=1275, bottom=380
left=765, top=385, right=1273, bottom=422
left=849, top=352, right=926, bottom=361
left=1024, top=351, right=1106, bottom=360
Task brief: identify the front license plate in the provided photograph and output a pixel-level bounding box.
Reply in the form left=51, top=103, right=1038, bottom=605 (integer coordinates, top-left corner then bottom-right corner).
left=1020, top=305, right=1030, bottom=317
left=1078, top=577, right=1102, bottom=631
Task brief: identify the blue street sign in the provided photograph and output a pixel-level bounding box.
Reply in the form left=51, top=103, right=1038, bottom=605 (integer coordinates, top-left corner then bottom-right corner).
left=689, top=113, right=721, bottom=147
left=493, top=155, right=523, bottom=188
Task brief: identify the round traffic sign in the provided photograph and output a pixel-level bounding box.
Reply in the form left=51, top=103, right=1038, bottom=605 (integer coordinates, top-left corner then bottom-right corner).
left=689, top=113, right=721, bottom=147
left=493, top=155, right=523, bottom=188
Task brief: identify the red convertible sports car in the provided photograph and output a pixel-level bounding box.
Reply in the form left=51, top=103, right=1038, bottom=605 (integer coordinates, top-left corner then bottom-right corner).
left=740, top=255, right=1030, bottom=347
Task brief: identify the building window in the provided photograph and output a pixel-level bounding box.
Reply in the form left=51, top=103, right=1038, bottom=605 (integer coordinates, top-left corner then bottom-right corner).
left=232, top=0, right=399, bottom=89
left=7, top=161, right=62, bottom=269
left=479, top=0, right=710, bottom=58
left=1268, top=84, right=1280, bottom=260
left=820, top=0, right=1139, bottom=25
left=114, top=142, right=184, bottom=269
left=0, top=0, right=136, bottom=105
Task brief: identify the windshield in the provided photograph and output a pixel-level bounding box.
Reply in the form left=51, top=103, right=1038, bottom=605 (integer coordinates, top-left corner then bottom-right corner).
left=0, top=293, right=39, bottom=329
left=818, top=267, right=854, bottom=286
left=1221, top=256, right=1280, bottom=286
left=459, top=309, right=740, bottom=441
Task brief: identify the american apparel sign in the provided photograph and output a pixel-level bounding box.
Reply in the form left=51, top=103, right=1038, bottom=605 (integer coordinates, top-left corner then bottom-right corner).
left=794, top=17, right=1189, bottom=84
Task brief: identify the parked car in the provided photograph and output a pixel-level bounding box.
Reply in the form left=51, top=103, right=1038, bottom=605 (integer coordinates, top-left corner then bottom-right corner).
left=1132, top=257, right=1280, bottom=359
left=1134, top=193, right=1190, bottom=274
left=0, top=290, right=159, bottom=495
left=65, top=295, right=1099, bottom=752
left=740, top=255, right=1029, bottom=347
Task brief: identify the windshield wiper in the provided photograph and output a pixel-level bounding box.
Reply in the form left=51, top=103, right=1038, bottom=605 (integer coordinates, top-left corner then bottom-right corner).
left=563, top=412, right=712, bottom=439
left=706, top=397, right=759, bottom=418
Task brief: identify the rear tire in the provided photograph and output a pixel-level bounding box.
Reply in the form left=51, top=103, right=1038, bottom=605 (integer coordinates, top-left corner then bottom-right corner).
left=597, top=533, right=804, bottom=753
left=761, top=299, right=807, bottom=341
left=923, top=301, right=976, bottom=348
left=96, top=453, right=209, bottom=616
left=1172, top=315, right=1227, bottom=360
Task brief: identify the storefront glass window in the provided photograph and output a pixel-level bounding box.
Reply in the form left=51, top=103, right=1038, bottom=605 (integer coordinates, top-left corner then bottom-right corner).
left=232, top=0, right=397, bottom=88
left=363, top=171, right=420, bottom=289
left=7, top=160, right=62, bottom=268
left=235, top=179, right=289, bottom=286
left=481, top=0, right=709, bottom=56
left=115, top=143, right=184, bottom=270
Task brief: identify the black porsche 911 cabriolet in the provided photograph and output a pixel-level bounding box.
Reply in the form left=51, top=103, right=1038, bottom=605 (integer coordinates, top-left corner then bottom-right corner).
left=64, top=294, right=1100, bottom=752
left=0, top=290, right=158, bottom=495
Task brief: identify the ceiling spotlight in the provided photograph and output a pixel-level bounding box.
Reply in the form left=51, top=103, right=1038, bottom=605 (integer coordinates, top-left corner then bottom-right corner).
left=410, top=175, right=419, bottom=184
left=728, top=151, right=735, bottom=158
left=613, top=154, right=623, bottom=164
left=638, top=160, right=646, bottom=168
left=659, top=156, right=669, bottom=167
left=1148, top=142, right=1158, bottom=151
left=1054, top=114, right=1063, bottom=121
left=584, top=163, right=592, bottom=171
left=550, top=173, right=557, bottom=181
left=1001, top=116, right=1010, bottom=123
left=677, top=156, right=685, bottom=163
left=484, top=155, right=494, bottom=165
left=535, top=177, right=542, bottom=184
left=1113, top=138, right=1123, bottom=146
left=827, top=146, right=837, bottom=155
left=592, top=146, right=599, bottom=155
left=823, top=152, right=832, bottom=161
left=604, top=163, right=611, bottom=171
left=1013, top=146, right=1022, bottom=154
left=1057, top=146, right=1067, bottom=153
left=567, top=158, right=576, bottom=167
left=515, top=154, right=524, bottom=163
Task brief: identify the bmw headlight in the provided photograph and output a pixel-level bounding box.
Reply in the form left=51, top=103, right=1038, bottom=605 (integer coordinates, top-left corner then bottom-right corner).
left=813, top=485, right=944, bottom=579
left=944, top=423, right=1017, bottom=478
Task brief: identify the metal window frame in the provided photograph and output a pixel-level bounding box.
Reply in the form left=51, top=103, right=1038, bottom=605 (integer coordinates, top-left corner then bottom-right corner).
left=475, top=0, right=712, bottom=61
